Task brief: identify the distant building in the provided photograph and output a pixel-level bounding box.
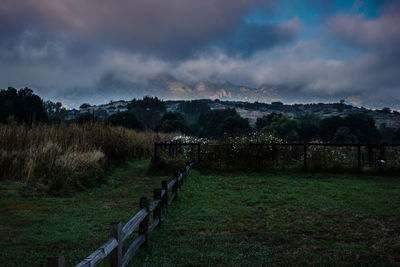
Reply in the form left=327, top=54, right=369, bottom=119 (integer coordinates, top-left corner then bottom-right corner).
left=78, top=100, right=130, bottom=118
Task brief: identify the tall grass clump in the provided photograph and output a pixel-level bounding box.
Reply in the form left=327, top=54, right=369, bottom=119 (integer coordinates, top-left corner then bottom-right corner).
left=0, top=123, right=173, bottom=195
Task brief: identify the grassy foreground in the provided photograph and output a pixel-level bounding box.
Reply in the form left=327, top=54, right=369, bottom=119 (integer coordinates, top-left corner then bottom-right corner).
left=1, top=159, right=400, bottom=266
left=133, top=171, right=400, bottom=266
left=0, top=159, right=170, bottom=266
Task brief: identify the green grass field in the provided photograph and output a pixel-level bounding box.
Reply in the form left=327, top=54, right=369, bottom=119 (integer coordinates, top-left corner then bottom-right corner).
left=132, top=170, right=400, bottom=266
left=0, top=159, right=168, bottom=266
left=1, top=159, right=400, bottom=266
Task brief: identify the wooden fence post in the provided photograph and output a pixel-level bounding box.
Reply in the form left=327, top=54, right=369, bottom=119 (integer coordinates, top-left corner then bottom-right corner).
left=303, top=142, right=308, bottom=171
left=177, top=171, right=182, bottom=191
left=161, top=180, right=168, bottom=215
left=197, top=142, right=201, bottom=163
left=181, top=168, right=185, bottom=185
left=357, top=143, right=361, bottom=173
left=173, top=172, right=179, bottom=202
left=139, top=197, right=150, bottom=246
left=47, top=256, right=65, bottom=267
left=110, top=222, right=122, bottom=267
left=154, top=143, right=158, bottom=159
left=154, top=189, right=162, bottom=227
left=366, top=144, right=373, bottom=168
left=378, top=144, right=386, bottom=173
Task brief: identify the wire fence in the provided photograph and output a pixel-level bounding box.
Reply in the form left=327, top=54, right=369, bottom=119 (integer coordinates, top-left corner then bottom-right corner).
left=155, top=142, right=400, bottom=174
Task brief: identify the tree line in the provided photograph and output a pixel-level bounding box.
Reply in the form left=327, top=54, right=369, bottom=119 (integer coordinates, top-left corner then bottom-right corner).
left=97, top=97, right=400, bottom=144
left=2, top=87, right=400, bottom=143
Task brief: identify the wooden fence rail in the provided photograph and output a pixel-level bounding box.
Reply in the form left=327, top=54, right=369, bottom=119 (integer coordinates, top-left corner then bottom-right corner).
left=156, top=142, right=400, bottom=173
left=47, top=162, right=194, bottom=267
left=155, top=141, right=201, bottom=162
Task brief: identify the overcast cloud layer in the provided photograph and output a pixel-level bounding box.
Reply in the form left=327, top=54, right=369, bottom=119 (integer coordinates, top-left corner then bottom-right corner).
left=0, top=0, right=399, bottom=108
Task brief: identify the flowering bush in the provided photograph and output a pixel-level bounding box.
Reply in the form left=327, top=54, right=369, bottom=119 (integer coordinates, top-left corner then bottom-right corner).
left=196, top=133, right=299, bottom=172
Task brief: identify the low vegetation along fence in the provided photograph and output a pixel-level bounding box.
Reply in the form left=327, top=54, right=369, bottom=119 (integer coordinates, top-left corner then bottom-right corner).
left=154, top=141, right=201, bottom=162
left=156, top=142, right=400, bottom=173
left=46, top=162, right=194, bottom=267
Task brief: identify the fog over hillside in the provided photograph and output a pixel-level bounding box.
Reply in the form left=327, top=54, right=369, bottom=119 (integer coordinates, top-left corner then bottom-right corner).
left=52, top=73, right=400, bottom=110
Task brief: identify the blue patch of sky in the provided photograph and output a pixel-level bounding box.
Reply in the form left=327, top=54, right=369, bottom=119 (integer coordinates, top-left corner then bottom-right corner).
left=244, top=0, right=383, bottom=60
left=245, top=0, right=381, bottom=37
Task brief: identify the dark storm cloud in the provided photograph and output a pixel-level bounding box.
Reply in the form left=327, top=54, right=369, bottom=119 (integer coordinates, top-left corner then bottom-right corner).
left=1, top=0, right=400, bottom=109
left=220, top=18, right=299, bottom=57
left=0, top=0, right=276, bottom=58
left=327, top=13, right=400, bottom=51
left=323, top=0, right=400, bottom=104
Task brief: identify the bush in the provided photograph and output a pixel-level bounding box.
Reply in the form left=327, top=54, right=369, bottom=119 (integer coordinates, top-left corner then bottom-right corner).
left=106, top=112, right=144, bottom=130
left=149, top=150, right=186, bottom=175
left=197, top=133, right=289, bottom=172
left=23, top=143, right=106, bottom=195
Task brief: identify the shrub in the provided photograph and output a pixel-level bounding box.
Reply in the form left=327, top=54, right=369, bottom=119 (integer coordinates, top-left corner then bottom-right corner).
left=23, top=143, right=106, bottom=195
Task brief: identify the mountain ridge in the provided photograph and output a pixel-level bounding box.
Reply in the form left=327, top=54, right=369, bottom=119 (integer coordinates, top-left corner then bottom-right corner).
left=56, top=73, right=400, bottom=110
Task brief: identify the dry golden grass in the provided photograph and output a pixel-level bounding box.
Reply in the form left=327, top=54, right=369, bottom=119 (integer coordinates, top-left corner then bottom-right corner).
left=0, top=123, right=174, bottom=194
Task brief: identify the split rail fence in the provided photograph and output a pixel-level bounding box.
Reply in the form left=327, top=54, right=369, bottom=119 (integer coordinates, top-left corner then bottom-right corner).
left=47, top=162, right=194, bottom=267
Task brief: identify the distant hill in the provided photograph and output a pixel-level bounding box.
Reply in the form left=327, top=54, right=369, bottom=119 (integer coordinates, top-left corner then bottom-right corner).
left=165, top=99, right=400, bottom=128
left=57, top=73, right=400, bottom=110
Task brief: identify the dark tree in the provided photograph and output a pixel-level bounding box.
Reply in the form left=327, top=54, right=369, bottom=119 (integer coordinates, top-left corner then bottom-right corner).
left=0, top=87, right=47, bottom=124
left=178, top=100, right=210, bottom=115
left=261, top=114, right=300, bottom=141
left=198, top=108, right=239, bottom=138
left=343, top=113, right=379, bottom=143
left=160, top=112, right=184, bottom=122
left=319, top=116, right=345, bottom=142
left=378, top=107, right=391, bottom=114
left=216, top=115, right=252, bottom=137
left=256, top=113, right=284, bottom=132
left=331, top=126, right=358, bottom=143
left=106, top=112, right=144, bottom=130
left=128, top=96, right=165, bottom=112
left=379, top=123, right=396, bottom=143
left=44, top=100, right=67, bottom=123
left=297, top=114, right=320, bottom=141
left=319, top=113, right=379, bottom=143
left=156, top=112, right=189, bottom=134
left=177, top=100, right=211, bottom=125
left=79, top=103, right=91, bottom=109
left=127, top=96, right=166, bottom=130
left=393, top=128, right=400, bottom=144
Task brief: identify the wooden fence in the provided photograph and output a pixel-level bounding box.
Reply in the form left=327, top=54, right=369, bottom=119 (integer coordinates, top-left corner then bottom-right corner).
left=205, top=143, right=400, bottom=172
left=46, top=162, right=194, bottom=267
left=154, top=141, right=201, bottom=162
left=155, top=142, right=400, bottom=173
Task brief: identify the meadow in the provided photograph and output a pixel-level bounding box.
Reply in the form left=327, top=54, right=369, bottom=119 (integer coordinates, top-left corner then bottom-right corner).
left=0, top=159, right=163, bottom=266
left=1, top=125, right=400, bottom=266
left=132, top=169, right=400, bottom=266
left=0, top=124, right=173, bottom=195
left=2, top=158, right=399, bottom=266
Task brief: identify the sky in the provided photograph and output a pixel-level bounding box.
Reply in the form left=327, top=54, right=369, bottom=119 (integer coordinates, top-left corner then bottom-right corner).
left=0, top=0, right=400, bottom=108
